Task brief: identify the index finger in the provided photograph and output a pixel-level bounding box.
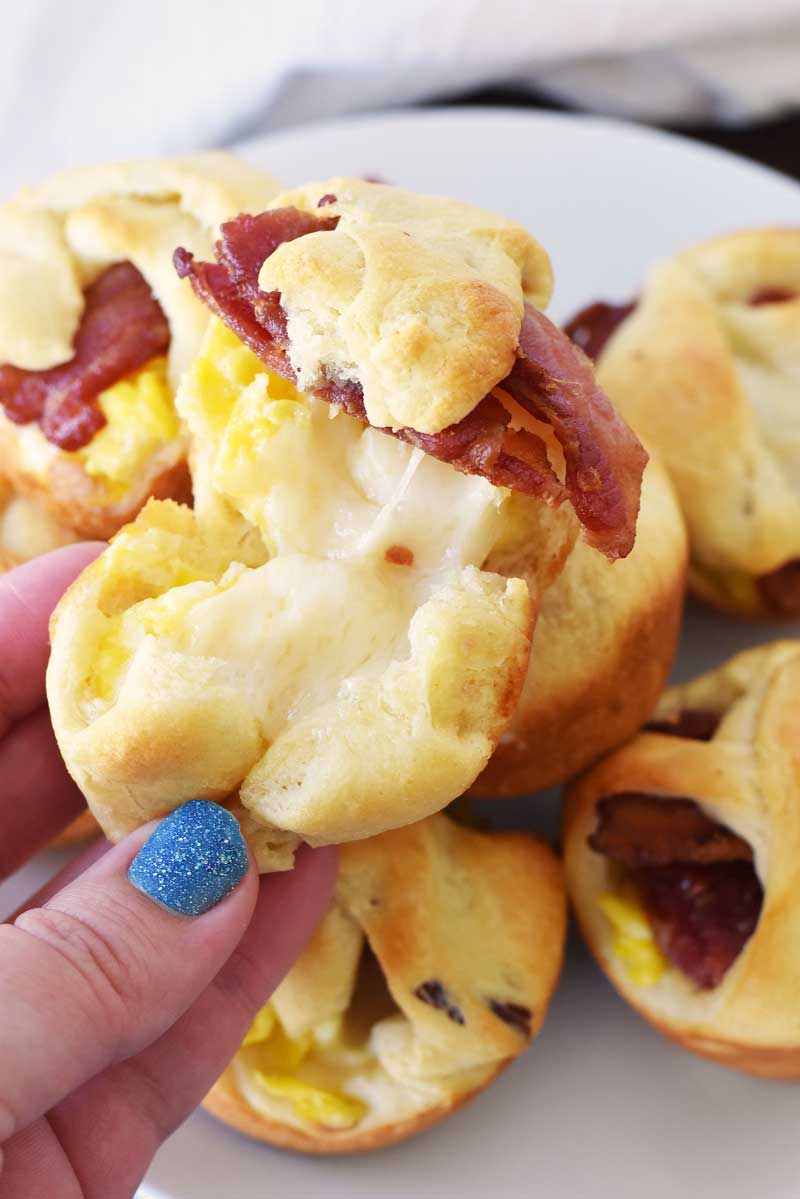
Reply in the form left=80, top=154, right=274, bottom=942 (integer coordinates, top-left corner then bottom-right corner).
left=0, top=543, right=104, bottom=735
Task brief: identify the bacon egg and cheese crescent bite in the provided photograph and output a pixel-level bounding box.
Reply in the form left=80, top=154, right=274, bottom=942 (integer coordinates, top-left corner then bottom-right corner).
left=204, top=813, right=566, bottom=1153
left=564, top=641, right=800, bottom=1078
left=48, top=179, right=646, bottom=870
left=566, top=228, right=800, bottom=618
left=0, top=153, right=280, bottom=539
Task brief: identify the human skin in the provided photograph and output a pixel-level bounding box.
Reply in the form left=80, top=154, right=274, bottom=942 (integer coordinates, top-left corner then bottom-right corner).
left=0, top=545, right=337, bottom=1199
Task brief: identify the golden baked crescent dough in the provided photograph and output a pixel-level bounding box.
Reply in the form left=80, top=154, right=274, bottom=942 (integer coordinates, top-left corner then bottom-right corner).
left=564, top=641, right=800, bottom=1078
left=471, top=453, right=687, bottom=797
left=0, top=153, right=280, bottom=540
left=259, top=178, right=554, bottom=435
left=46, top=493, right=537, bottom=871
left=588, top=228, right=800, bottom=617
left=203, top=814, right=566, bottom=1152
left=47, top=309, right=582, bottom=870
left=47, top=180, right=644, bottom=868
left=202, top=1068, right=497, bottom=1155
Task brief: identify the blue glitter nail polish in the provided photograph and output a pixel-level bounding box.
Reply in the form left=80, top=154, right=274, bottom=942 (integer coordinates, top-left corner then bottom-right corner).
left=128, top=800, right=248, bottom=917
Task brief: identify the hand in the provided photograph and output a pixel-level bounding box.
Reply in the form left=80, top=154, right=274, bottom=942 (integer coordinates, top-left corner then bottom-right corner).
left=0, top=546, right=337, bottom=1199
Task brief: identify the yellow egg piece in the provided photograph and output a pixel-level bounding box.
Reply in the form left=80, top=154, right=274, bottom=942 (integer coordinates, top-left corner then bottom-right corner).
left=240, top=1002, right=314, bottom=1071
left=250, top=1023, right=314, bottom=1074
left=692, top=560, right=760, bottom=611
left=182, top=319, right=266, bottom=437
left=90, top=624, right=133, bottom=704
left=218, top=376, right=310, bottom=474
left=254, top=1072, right=367, bottom=1130
left=89, top=578, right=220, bottom=703
left=598, top=889, right=669, bottom=987
left=243, top=1003, right=277, bottom=1047
left=238, top=1004, right=367, bottom=1129
left=74, top=357, right=178, bottom=502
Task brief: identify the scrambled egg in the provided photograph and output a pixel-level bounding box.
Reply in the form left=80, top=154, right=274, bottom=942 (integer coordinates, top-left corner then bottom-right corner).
left=74, top=356, right=178, bottom=501
left=183, top=318, right=271, bottom=436
left=180, top=318, right=514, bottom=568
left=241, top=1002, right=368, bottom=1130
left=691, top=560, right=759, bottom=611
left=90, top=557, right=246, bottom=703
left=598, top=889, right=668, bottom=987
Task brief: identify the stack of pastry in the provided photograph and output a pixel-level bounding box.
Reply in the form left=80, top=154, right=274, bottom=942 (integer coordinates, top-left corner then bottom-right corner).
left=561, top=228, right=800, bottom=1076
left=0, top=152, right=280, bottom=842
left=4, top=154, right=793, bottom=1151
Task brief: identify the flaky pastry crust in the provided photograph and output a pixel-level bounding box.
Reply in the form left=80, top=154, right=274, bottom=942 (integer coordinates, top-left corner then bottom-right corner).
left=259, top=178, right=553, bottom=434
left=564, top=641, right=800, bottom=1077
left=204, top=815, right=566, bottom=1152
left=472, top=455, right=687, bottom=796
left=47, top=500, right=533, bottom=870
left=594, top=228, right=800, bottom=614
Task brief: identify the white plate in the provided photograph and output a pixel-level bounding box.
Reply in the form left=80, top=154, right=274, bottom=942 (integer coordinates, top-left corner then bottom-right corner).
left=3, top=107, right=799, bottom=1199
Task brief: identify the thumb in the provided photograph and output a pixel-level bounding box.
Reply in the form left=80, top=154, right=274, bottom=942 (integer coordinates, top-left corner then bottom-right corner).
left=0, top=800, right=260, bottom=1142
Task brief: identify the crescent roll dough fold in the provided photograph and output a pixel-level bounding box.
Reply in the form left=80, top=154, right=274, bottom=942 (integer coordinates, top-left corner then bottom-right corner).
left=47, top=181, right=639, bottom=867
left=253, top=177, right=554, bottom=434
left=204, top=814, right=566, bottom=1153
left=581, top=228, right=800, bottom=616
left=48, top=319, right=582, bottom=867
left=564, top=641, right=800, bottom=1077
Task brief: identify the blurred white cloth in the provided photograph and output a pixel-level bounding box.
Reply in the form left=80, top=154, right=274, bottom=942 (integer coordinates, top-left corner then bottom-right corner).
left=2, top=0, right=800, bottom=197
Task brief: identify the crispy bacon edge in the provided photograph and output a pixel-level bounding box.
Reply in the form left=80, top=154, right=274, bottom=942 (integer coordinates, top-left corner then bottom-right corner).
left=174, top=207, right=647, bottom=559
left=0, top=262, right=170, bottom=452
left=590, top=792, right=763, bottom=989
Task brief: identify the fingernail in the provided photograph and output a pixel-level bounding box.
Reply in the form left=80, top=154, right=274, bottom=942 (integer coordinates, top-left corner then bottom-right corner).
left=128, top=800, right=248, bottom=916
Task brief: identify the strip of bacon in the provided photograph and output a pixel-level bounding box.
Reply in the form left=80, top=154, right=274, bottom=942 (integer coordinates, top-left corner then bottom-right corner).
left=590, top=792, right=762, bottom=990
left=175, top=209, right=646, bottom=559
left=563, top=300, right=635, bottom=362
left=505, top=304, right=646, bottom=559
left=757, top=559, right=800, bottom=617
left=566, top=285, right=796, bottom=362
left=644, top=708, right=721, bottom=741
left=748, top=286, right=796, bottom=305
left=589, top=793, right=752, bottom=869
left=0, top=262, right=170, bottom=451
left=639, top=860, right=763, bottom=990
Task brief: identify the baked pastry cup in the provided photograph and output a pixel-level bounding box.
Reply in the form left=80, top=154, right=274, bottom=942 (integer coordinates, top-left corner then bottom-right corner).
left=471, top=453, right=687, bottom=797
left=564, top=640, right=800, bottom=1077
left=204, top=813, right=566, bottom=1152
left=0, top=153, right=279, bottom=539
left=565, top=229, right=800, bottom=617
left=47, top=180, right=646, bottom=870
